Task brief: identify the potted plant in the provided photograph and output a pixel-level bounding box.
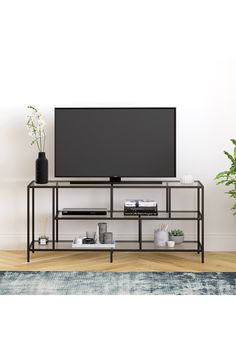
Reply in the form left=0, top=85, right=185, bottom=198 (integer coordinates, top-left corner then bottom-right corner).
left=215, top=139, right=236, bottom=215
left=26, top=106, right=48, bottom=184
left=168, top=229, right=184, bottom=244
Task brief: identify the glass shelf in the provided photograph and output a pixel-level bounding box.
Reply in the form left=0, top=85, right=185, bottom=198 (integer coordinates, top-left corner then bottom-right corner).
left=28, top=180, right=203, bottom=189
left=31, top=240, right=201, bottom=252
left=56, top=210, right=202, bottom=220
left=115, top=241, right=201, bottom=251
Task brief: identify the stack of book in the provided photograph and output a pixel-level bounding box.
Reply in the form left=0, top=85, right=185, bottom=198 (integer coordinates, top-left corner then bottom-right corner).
left=124, top=200, right=158, bottom=216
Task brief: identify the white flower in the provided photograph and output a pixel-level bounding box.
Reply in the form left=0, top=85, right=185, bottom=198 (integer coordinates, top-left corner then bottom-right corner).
left=38, top=119, right=45, bottom=128
left=28, top=131, right=35, bottom=137
left=26, top=106, right=46, bottom=152
left=28, top=107, right=36, bottom=114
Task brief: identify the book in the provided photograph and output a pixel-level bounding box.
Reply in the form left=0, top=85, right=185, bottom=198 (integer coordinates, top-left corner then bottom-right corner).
left=124, top=200, right=157, bottom=207
left=124, top=206, right=158, bottom=216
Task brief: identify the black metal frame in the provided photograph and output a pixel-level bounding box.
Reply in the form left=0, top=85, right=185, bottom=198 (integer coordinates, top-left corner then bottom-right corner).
left=26, top=180, right=204, bottom=264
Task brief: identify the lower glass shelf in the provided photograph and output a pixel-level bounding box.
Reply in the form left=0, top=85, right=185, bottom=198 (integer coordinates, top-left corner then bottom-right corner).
left=31, top=240, right=201, bottom=252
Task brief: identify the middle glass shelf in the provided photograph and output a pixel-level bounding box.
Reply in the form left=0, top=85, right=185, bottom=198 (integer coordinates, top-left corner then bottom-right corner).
left=56, top=210, right=202, bottom=220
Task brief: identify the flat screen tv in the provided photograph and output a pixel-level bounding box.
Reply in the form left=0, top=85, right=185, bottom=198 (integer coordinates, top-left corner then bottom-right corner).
left=55, top=108, right=176, bottom=179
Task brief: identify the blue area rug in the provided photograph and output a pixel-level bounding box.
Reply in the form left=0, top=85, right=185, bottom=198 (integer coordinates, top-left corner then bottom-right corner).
left=0, top=272, right=235, bottom=295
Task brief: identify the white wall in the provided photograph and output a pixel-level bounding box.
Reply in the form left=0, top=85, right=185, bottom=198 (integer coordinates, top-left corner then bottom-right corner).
left=0, top=0, right=236, bottom=250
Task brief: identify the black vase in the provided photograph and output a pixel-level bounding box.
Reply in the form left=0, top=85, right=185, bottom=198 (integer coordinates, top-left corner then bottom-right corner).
left=36, top=152, right=48, bottom=184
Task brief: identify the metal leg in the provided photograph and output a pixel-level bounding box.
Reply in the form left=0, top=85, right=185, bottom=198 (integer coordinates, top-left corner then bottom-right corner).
left=197, top=188, right=200, bottom=254
left=27, top=187, right=30, bottom=262
left=138, top=217, right=142, bottom=250
left=52, top=188, right=55, bottom=250
left=56, top=186, right=59, bottom=242
left=110, top=184, right=113, bottom=218
left=201, top=186, right=204, bottom=263
left=110, top=250, right=113, bottom=263
left=32, top=187, right=35, bottom=253
left=168, top=187, right=171, bottom=219
left=166, top=187, right=169, bottom=212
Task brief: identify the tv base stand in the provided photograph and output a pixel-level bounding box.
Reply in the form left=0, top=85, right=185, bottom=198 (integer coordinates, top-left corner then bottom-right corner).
left=27, top=180, right=204, bottom=264
left=110, top=176, right=121, bottom=182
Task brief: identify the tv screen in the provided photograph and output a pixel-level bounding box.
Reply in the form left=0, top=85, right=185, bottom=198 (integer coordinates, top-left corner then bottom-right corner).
left=55, top=108, right=176, bottom=178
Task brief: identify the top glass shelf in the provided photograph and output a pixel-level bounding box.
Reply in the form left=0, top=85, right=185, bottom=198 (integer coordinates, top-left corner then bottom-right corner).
left=28, top=180, right=203, bottom=189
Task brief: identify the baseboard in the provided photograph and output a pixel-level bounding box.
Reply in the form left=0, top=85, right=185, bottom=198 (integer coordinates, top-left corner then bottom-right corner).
left=0, top=233, right=236, bottom=251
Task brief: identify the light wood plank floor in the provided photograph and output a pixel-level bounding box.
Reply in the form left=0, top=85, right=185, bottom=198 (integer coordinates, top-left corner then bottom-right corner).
left=0, top=251, right=235, bottom=271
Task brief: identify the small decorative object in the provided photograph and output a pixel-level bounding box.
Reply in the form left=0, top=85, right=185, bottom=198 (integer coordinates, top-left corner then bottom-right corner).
left=103, top=232, right=114, bottom=244
left=168, top=229, right=184, bottom=244
left=82, top=237, right=96, bottom=244
left=82, top=231, right=96, bottom=244
left=74, top=237, right=83, bottom=245
left=180, top=174, right=194, bottom=184
left=36, top=152, right=48, bottom=184
left=154, top=224, right=168, bottom=247
left=26, top=106, right=48, bottom=184
left=98, top=223, right=107, bottom=244
left=215, top=138, right=236, bottom=215
left=38, top=235, right=49, bottom=245
left=86, top=231, right=96, bottom=240
left=167, top=240, right=175, bottom=248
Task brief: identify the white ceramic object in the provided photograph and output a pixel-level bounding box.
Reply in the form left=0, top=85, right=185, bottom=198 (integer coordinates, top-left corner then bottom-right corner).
left=74, top=237, right=83, bottom=245
left=167, top=240, right=175, bottom=248
left=181, top=174, right=194, bottom=184
left=154, top=229, right=169, bottom=247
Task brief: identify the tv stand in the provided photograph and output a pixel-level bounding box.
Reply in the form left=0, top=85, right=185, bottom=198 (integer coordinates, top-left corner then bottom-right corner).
left=26, top=180, right=204, bottom=264
left=110, top=176, right=121, bottom=182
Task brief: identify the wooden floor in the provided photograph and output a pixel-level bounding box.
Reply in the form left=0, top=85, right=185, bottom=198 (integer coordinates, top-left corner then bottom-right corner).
left=0, top=251, right=235, bottom=271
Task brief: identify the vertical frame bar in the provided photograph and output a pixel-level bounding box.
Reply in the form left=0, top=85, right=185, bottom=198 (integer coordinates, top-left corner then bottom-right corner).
left=110, top=250, right=113, bottom=263
left=201, top=186, right=204, bottom=263
left=52, top=187, right=55, bottom=250
left=32, top=187, right=35, bottom=253
left=138, top=216, right=142, bottom=250
left=197, top=187, right=200, bottom=254
left=27, top=186, right=30, bottom=262
left=110, top=183, right=113, bottom=218
left=56, top=183, right=59, bottom=242
left=166, top=183, right=169, bottom=213
left=168, top=187, right=171, bottom=219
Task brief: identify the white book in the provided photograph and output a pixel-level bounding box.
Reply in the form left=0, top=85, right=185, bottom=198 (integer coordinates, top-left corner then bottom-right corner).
left=138, top=201, right=157, bottom=207
left=125, top=200, right=157, bottom=207
left=125, top=200, right=137, bottom=207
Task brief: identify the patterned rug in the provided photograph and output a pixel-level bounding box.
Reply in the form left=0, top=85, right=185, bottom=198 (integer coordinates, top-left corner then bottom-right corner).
left=0, top=272, right=235, bottom=295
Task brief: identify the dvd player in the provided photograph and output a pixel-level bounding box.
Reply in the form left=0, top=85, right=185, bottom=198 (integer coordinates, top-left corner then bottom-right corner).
left=62, top=208, right=107, bottom=216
